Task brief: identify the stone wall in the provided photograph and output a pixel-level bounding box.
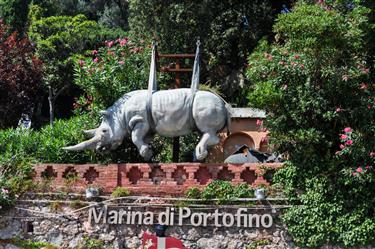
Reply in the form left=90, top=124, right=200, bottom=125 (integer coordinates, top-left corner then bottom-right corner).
left=0, top=196, right=294, bottom=249
left=1, top=198, right=373, bottom=249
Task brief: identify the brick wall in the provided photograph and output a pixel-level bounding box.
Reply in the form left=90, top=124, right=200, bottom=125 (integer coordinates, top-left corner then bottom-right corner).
left=33, top=163, right=282, bottom=196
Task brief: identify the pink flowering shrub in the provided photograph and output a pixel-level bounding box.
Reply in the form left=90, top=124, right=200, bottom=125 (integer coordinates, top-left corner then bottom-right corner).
left=336, top=127, right=374, bottom=182
left=74, top=36, right=158, bottom=109
left=0, top=183, right=15, bottom=212
left=247, top=2, right=375, bottom=247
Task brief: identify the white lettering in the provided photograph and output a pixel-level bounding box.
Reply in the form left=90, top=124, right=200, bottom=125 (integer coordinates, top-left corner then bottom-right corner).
left=190, top=213, right=203, bottom=226
left=261, top=214, right=273, bottom=228
left=178, top=207, right=191, bottom=226
left=235, top=208, right=247, bottom=227
left=158, top=207, right=170, bottom=225
left=222, top=213, right=234, bottom=227
left=108, top=210, right=118, bottom=224
left=88, top=207, right=104, bottom=224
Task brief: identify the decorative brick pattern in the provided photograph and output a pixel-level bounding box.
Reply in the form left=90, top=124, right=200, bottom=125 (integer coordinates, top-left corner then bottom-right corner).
left=33, top=163, right=283, bottom=196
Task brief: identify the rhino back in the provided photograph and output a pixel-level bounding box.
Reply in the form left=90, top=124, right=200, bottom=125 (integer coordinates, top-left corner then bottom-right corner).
left=151, top=89, right=192, bottom=136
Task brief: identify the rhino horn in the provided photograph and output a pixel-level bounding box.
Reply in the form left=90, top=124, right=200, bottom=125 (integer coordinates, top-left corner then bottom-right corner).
left=83, top=128, right=97, bottom=138
left=99, top=110, right=109, bottom=116
left=63, top=135, right=101, bottom=151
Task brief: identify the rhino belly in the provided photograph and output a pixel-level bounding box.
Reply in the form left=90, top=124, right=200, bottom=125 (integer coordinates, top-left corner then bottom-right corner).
left=151, top=89, right=193, bottom=137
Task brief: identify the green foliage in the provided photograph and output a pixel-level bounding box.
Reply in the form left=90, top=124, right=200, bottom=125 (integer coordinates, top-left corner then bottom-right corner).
left=201, top=181, right=254, bottom=204
left=0, top=0, right=30, bottom=32
left=111, top=187, right=130, bottom=198
left=247, top=1, right=375, bottom=247
left=73, top=35, right=151, bottom=108
left=28, top=13, right=126, bottom=123
left=10, top=238, right=58, bottom=249
left=78, top=236, right=104, bottom=249
left=246, top=239, right=270, bottom=249
left=128, top=0, right=275, bottom=103
left=185, top=187, right=201, bottom=199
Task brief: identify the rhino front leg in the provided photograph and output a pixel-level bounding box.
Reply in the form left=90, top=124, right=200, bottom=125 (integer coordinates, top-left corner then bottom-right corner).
left=131, top=121, right=153, bottom=160
left=195, top=132, right=220, bottom=161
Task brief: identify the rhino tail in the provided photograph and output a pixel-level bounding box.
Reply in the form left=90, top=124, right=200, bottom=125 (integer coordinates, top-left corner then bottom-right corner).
left=225, top=103, right=232, bottom=136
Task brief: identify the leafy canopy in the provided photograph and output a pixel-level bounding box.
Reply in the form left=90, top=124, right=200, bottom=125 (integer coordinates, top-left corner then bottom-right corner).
left=247, top=1, right=374, bottom=247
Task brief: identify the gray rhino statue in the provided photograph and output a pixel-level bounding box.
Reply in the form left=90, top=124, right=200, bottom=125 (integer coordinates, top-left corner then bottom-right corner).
left=63, top=89, right=230, bottom=160
left=63, top=41, right=231, bottom=161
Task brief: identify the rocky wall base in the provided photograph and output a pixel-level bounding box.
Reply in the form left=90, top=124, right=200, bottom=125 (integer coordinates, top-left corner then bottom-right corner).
left=0, top=200, right=373, bottom=249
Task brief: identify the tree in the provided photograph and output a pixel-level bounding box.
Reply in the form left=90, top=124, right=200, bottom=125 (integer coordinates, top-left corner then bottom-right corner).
left=247, top=1, right=374, bottom=247
left=0, top=21, right=42, bottom=128
left=0, top=0, right=30, bottom=32
left=128, top=0, right=277, bottom=104
left=28, top=13, right=125, bottom=125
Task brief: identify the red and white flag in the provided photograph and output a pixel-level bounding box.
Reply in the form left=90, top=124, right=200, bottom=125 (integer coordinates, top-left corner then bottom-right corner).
left=142, top=233, right=189, bottom=249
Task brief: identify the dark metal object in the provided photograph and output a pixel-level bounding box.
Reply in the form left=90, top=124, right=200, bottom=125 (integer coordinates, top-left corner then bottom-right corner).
left=154, top=224, right=167, bottom=237
left=224, top=144, right=283, bottom=164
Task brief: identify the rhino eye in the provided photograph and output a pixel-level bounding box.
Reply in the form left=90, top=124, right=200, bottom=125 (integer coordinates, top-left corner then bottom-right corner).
left=102, top=129, right=108, bottom=133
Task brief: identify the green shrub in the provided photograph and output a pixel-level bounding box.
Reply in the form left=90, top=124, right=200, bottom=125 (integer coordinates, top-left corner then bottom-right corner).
left=111, top=187, right=131, bottom=198
left=233, top=183, right=254, bottom=198
left=247, top=1, right=375, bottom=247
left=78, top=236, right=104, bottom=249
left=10, top=238, right=58, bottom=249
left=185, top=187, right=201, bottom=199
left=201, top=180, right=254, bottom=204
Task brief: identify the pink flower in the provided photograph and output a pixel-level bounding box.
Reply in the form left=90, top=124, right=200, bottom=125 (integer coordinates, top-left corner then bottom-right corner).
left=294, top=54, right=300, bottom=59
left=345, top=140, right=353, bottom=146
left=352, top=172, right=357, bottom=176
left=365, top=165, right=372, bottom=170
left=281, top=84, right=288, bottom=90
left=335, top=107, right=342, bottom=112
left=78, top=60, right=85, bottom=67
left=340, top=134, right=348, bottom=140
left=279, top=60, right=286, bottom=66
left=342, top=75, right=349, bottom=81
left=339, top=144, right=345, bottom=150
left=106, top=40, right=114, bottom=47
left=130, top=47, right=142, bottom=53
left=362, top=68, right=370, bottom=74
left=256, top=119, right=263, bottom=126
left=1, top=188, right=8, bottom=194
left=93, top=57, right=99, bottom=63
left=118, top=61, right=124, bottom=65
left=356, top=167, right=363, bottom=173
left=369, top=152, right=375, bottom=157
left=91, top=50, right=98, bottom=55
left=119, top=38, right=128, bottom=47
left=343, top=127, right=352, bottom=133
left=300, top=64, right=305, bottom=69
left=368, top=104, right=372, bottom=109
left=359, top=83, right=368, bottom=90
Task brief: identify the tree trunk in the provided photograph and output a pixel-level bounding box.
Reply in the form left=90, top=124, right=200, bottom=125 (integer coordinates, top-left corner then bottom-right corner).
left=48, top=85, right=54, bottom=126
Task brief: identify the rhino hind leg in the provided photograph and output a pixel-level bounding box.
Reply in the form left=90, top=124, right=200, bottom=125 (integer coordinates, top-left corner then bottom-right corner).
left=131, top=121, right=153, bottom=161
left=195, top=132, right=220, bottom=161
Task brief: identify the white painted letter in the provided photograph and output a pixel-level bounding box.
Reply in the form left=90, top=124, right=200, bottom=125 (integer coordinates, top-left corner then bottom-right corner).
left=261, top=214, right=273, bottom=228
left=179, top=207, right=191, bottom=226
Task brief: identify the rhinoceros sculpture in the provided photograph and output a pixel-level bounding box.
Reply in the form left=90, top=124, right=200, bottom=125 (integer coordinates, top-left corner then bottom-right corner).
left=63, top=41, right=231, bottom=161
left=63, top=89, right=230, bottom=160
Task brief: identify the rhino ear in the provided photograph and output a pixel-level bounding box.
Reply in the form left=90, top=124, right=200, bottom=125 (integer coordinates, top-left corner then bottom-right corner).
left=99, top=110, right=109, bottom=117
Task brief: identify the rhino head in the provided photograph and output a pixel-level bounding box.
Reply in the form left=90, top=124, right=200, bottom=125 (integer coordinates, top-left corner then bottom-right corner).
left=63, top=110, right=124, bottom=152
